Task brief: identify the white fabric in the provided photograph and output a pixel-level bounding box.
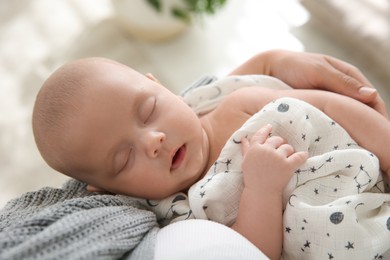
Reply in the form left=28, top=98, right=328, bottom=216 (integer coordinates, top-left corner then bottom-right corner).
left=183, top=74, right=291, bottom=116
left=147, top=75, right=390, bottom=259
left=190, top=97, right=390, bottom=259
left=154, top=219, right=268, bottom=260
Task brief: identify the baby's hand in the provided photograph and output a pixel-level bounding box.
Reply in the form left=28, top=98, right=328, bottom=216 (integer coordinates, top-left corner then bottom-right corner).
left=241, top=124, right=308, bottom=194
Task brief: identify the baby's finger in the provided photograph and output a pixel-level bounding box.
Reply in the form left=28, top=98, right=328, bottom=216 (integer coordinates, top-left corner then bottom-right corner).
left=241, top=137, right=249, bottom=156
left=264, top=135, right=286, bottom=149
left=250, top=124, right=272, bottom=144
left=288, top=151, right=308, bottom=167
left=277, top=143, right=294, bottom=157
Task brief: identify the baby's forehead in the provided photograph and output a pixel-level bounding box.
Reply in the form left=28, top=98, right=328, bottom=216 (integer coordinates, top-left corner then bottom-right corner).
left=52, top=59, right=153, bottom=110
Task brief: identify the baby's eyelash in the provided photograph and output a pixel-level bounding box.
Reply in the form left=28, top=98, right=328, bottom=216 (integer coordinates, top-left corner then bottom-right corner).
left=118, top=147, right=133, bottom=173
left=144, top=98, right=156, bottom=123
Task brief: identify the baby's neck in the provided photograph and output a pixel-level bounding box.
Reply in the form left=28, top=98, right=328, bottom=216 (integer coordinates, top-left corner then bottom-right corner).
left=197, top=99, right=253, bottom=180
left=197, top=118, right=214, bottom=180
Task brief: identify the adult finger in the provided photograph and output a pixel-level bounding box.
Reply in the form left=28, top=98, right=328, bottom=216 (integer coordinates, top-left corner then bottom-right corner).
left=325, top=56, right=372, bottom=86
left=323, top=57, right=389, bottom=117
left=322, top=57, right=376, bottom=101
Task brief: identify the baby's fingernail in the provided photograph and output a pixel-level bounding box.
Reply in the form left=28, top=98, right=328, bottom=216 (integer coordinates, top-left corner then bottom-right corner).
left=359, top=86, right=377, bottom=96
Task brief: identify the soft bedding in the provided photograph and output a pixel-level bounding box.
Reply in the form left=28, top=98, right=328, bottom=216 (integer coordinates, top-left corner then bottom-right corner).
left=155, top=219, right=268, bottom=259
left=0, top=179, right=158, bottom=259
left=148, top=75, right=390, bottom=259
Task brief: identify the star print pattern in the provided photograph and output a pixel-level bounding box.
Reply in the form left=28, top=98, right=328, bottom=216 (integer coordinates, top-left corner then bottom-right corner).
left=345, top=241, right=354, bottom=250
left=191, top=95, right=389, bottom=259
left=147, top=76, right=390, bottom=259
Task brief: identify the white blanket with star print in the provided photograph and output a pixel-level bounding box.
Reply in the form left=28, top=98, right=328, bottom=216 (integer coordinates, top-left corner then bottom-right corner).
left=145, top=75, right=390, bottom=259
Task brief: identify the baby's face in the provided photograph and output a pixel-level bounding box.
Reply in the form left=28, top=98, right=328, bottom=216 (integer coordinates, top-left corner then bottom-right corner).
left=62, top=63, right=209, bottom=199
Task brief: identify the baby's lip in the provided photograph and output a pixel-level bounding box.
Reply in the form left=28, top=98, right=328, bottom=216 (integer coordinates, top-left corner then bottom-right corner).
left=170, top=145, right=186, bottom=171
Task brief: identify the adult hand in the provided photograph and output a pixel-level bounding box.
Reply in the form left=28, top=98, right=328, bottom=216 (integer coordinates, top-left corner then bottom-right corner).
left=230, top=50, right=388, bottom=118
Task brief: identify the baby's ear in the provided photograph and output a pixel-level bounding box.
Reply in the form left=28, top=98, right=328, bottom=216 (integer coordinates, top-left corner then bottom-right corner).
left=86, top=184, right=106, bottom=193
left=146, top=73, right=160, bottom=83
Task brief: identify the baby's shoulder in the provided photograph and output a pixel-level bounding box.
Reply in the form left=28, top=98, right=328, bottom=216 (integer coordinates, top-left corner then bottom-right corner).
left=219, top=86, right=279, bottom=115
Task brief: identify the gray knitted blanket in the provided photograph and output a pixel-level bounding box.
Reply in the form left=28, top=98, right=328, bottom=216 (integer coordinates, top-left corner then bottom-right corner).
left=0, top=179, right=159, bottom=260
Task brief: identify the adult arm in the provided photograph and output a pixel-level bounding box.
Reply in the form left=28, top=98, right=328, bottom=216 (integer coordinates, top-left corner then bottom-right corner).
left=229, top=49, right=388, bottom=117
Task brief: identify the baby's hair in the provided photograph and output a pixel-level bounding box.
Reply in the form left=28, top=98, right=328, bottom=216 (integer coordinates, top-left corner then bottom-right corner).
left=32, top=57, right=119, bottom=173
left=32, top=61, right=86, bottom=172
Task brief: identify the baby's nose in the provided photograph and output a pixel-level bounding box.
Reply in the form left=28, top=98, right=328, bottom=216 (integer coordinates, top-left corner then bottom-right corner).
left=144, top=131, right=166, bottom=158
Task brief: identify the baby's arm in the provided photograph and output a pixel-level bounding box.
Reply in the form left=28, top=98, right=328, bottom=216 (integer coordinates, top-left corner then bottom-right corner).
left=231, top=124, right=307, bottom=259
left=280, top=89, right=390, bottom=177
left=238, top=87, right=390, bottom=177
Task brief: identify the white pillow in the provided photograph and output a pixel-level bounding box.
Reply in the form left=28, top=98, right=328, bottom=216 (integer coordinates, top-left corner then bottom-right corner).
left=154, top=219, right=268, bottom=260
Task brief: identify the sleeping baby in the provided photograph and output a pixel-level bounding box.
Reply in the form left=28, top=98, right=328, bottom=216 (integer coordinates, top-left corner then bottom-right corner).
left=32, top=56, right=390, bottom=259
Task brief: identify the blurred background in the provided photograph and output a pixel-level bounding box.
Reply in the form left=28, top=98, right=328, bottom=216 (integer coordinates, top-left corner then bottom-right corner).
left=1, top=0, right=389, bottom=208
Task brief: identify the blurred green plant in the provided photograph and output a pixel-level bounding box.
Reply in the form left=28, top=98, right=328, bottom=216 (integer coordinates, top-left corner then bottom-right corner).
left=146, top=0, right=227, bottom=22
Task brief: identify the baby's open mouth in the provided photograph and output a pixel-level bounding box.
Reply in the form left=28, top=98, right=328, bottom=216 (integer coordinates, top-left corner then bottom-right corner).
left=171, top=145, right=186, bottom=170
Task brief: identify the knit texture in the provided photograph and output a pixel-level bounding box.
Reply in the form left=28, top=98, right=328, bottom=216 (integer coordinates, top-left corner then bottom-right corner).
left=0, top=75, right=217, bottom=259
left=0, top=179, right=158, bottom=260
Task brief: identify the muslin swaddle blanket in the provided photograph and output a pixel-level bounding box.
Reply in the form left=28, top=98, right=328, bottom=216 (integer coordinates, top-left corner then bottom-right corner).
left=147, top=75, right=390, bottom=259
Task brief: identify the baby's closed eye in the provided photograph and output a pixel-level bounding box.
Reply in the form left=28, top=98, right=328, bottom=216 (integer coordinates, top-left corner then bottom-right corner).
left=113, top=147, right=132, bottom=175
left=142, top=96, right=156, bottom=124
